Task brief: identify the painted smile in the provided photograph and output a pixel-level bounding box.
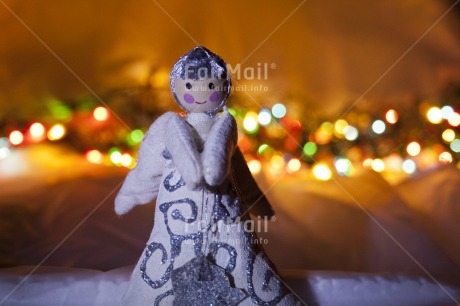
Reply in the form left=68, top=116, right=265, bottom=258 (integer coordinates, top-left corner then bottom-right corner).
left=195, top=101, right=207, bottom=104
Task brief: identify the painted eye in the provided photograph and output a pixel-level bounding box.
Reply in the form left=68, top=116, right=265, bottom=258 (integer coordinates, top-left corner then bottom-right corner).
left=186, top=82, right=192, bottom=90
left=208, top=83, right=215, bottom=90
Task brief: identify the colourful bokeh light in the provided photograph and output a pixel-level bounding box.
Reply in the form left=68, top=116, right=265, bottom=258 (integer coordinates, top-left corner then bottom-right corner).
left=371, top=159, right=385, bottom=172
left=448, top=112, right=460, bottom=127
left=243, top=112, right=259, bottom=134
left=439, top=151, right=453, bottom=163
left=334, top=157, right=352, bottom=176
left=47, top=124, right=66, bottom=141
left=128, top=129, right=144, bottom=146
left=442, top=129, right=455, bottom=143
left=371, top=120, right=386, bottom=134
left=86, top=149, right=104, bottom=164
left=247, top=159, right=262, bottom=174
left=344, top=125, right=358, bottom=141
left=312, top=163, right=332, bottom=181
left=271, top=103, right=286, bottom=119
left=450, top=139, right=460, bottom=153
left=426, top=107, right=443, bottom=124
left=30, top=122, right=45, bottom=140
left=121, top=153, right=133, bottom=167
left=93, top=106, right=110, bottom=121
left=385, top=109, right=398, bottom=124
left=441, top=105, right=454, bottom=119
left=402, top=159, right=416, bottom=174
left=9, top=130, right=24, bottom=145
left=406, top=141, right=421, bottom=157
left=287, top=158, right=301, bottom=173
left=258, top=109, right=272, bottom=126
left=303, top=142, right=317, bottom=156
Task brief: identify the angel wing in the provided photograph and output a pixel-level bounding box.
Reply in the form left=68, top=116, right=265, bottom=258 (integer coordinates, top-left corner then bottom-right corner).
left=114, top=112, right=175, bottom=215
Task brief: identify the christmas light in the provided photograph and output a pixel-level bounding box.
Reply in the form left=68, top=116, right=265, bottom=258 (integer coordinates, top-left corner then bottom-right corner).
left=406, top=142, right=421, bottom=156
left=385, top=109, right=398, bottom=124
left=247, top=159, right=262, bottom=174
left=243, top=112, right=259, bottom=134
left=363, top=158, right=373, bottom=168
left=47, top=99, right=72, bottom=121
left=371, top=120, right=386, bottom=134
left=439, top=151, right=453, bottom=163
left=448, top=112, right=460, bottom=127
left=450, top=139, right=460, bottom=153
left=442, top=129, right=455, bottom=143
left=9, top=131, right=24, bottom=145
left=121, top=153, right=133, bottom=167
left=312, top=163, right=332, bottom=181
left=257, top=144, right=270, bottom=155
left=314, top=122, right=333, bottom=145
left=371, top=159, right=385, bottom=172
left=334, top=158, right=352, bottom=176
left=110, top=150, right=122, bottom=165
left=93, top=106, right=110, bottom=121
left=270, top=154, right=284, bottom=170
left=402, top=159, right=416, bottom=174
left=271, top=103, right=286, bottom=119
left=86, top=149, right=104, bottom=164
left=441, top=106, right=454, bottom=119
left=30, top=122, right=45, bottom=141
left=344, top=125, right=358, bottom=141
left=258, top=109, right=272, bottom=126
left=0, top=137, right=10, bottom=160
left=302, top=142, right=317, bottom=156
left=47, top=124, right=66, bottom=141
left=128, top=129, right=144, bottom=146
left=426, top=107, right=443, bottom=124
left=334, top=119, right=348, bottom=136
left=286, top=158, right=301, bottom=173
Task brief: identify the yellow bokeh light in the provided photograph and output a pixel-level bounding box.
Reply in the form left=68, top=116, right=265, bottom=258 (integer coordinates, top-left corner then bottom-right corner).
left=287, top=158, right=301, bottom=173
left=363, top=158, right=373, bottom=168
left=110, top=151, right=122, bottom=165
left=86, top=149, right=104, bottom=164
left=93, top=106, right=110, bottom=121
left=121, top=153, right=133, bottom=167
left=47, top=124, right=66, bottom=141
left=334, top=119, right=348, bottom=135
left=243, top=112, right=259, bottom=134
left=30, top=122, right=45, bottom=139
left=439, top=151, right=453, bottom=163
left=371, top=158, right=385, bottom=172
left=385, top=109, right=398, bottom=124
left=442, top=129, right=455, bottom=143
left=448, top=112, right=460, bottom=127
left=426, top=107, right=443, bottom=124
left=406, top=141, right=421, bottom=157
left=247, top=160, right=262, bottom=174
left=9, top=130, right=24, bottom=145
left=270, top=154, right=285, bottom=170
left=312, top=163, right=332, bottom=181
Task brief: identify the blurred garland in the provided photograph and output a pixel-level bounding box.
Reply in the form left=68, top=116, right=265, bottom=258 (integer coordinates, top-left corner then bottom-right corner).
left=1, top=83, right=459, bottom=179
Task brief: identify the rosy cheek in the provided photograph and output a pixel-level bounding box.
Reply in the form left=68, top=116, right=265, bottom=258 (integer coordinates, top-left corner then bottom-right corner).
left=208, top=91, right=221, bottom=103
left=183, top=93, right=195, bottom=104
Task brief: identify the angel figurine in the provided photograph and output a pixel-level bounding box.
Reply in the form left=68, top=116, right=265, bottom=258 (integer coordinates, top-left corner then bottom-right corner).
left=115, top=46, right=300, bottom=305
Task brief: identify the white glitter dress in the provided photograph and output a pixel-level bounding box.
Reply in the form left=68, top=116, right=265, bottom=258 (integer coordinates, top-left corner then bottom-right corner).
left=115, top=112, right=300, bottom=305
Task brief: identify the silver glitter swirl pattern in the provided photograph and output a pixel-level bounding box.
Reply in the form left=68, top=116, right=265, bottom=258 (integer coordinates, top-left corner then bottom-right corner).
left=163, top=170, right=186, bottom=192
left=208, top=242, right=237, bottom=273
left=243, top=231, right=287, bottom=305
left=154, top=289, right=174, bottom=306
left=140, top=242, right=173, bottom=289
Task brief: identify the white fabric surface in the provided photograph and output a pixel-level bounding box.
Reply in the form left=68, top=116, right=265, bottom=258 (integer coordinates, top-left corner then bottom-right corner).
left=1, top=145, right=460, bottom=305
left=1, top=266, right=459, bottom=306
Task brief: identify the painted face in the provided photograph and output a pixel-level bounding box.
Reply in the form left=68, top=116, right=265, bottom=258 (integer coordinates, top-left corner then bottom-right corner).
left=174, top=77, right=228, bottom=113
